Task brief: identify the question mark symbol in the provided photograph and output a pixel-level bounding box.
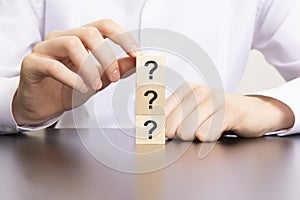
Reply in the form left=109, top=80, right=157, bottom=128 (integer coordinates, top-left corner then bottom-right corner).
left=144, top=61, right=158, bottom=80
left=144, top=120, right=158, bottom=139
left=144, top=90, right=158, bottom=109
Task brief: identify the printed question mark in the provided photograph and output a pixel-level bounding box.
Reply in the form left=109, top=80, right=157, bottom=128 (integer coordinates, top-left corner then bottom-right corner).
left=144, top=120, right=158, bottom=139
left=144, top=60, right=158, bottom=80
left=144, top=90, right=158, bottom=109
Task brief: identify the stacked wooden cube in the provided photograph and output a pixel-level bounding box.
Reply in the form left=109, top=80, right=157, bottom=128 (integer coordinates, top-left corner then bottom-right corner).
left=136, top=55, right=166, bottom=144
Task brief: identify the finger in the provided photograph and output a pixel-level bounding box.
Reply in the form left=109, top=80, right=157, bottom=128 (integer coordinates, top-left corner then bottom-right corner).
left=46, top=26, right=104, bottom=51
left=24, top=54, right=88, bottom=93
left=195, top=117, right=212, bottom=142
left=85, top=19, right=142, bottom=57
left=100, top=56, right=136, bottom=89
left=33, top=36, right=101, bottom=91
left=92, top=42, right=120, bottom=83
left=165, top=83, right=197, bottom=117
left=176, top=98, right=214, bottom=141
left=118, top=56, right=136, bottom=77
left=45, top=28, right=120, bottom=84
left=165, top=85, right=210, bottom=138
left=195, top=114, right=222, bottom=142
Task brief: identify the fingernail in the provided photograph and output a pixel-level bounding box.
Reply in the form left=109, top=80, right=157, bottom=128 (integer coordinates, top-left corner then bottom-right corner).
left=94, top=77, right=102, bottom=90
left=81, top=83, right=89, bottom=93
left=111, top=69, right=120, bottom=82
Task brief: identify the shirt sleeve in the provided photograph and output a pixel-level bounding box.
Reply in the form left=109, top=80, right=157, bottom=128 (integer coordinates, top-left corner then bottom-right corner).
left=252, top=0, right=300, bottom=135
left=0, top=0, right=60, bottom=134
left=0, top=76, right=20, bottom=133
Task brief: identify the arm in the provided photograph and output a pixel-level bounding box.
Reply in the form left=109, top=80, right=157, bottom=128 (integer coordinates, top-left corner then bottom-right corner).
left=1, top=2, right=139, bottom=133
left=251, top=0, right=300, bottom=136
left=165, top=0, right=299, bottom=141
left=0, top=1, right=44, bottom=133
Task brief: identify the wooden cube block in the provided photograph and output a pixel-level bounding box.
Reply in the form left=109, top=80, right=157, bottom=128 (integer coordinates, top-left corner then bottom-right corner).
left=136, top=84, right=165, bottom=115
left=136, top=55, right=165, bottom=85
left=136, top=55, right=166, bottom=145
left=136, top=115, right=165, bottom=144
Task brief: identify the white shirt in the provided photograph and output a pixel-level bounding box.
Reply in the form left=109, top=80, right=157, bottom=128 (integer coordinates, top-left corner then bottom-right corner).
left=0, top=0, right=300, bottom=135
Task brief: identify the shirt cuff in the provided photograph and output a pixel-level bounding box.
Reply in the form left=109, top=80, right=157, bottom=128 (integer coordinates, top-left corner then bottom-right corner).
left=0, top=77, right=19, bottom=133
left=16, top=115, right=61, bottom=132
left=248, top=78, right=300, bottom=136
left=0, top=77, right=61, bottom=134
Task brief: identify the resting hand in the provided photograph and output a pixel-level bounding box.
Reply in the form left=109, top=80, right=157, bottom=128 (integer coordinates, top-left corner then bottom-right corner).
left=165, top=83, right=295, bottom=141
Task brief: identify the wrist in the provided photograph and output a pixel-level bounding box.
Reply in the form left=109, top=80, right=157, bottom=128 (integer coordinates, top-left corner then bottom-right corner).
left=248, top=95, right=295, bottom=132
left=12, top=89, right=25, bottom=125
left=12, top=89, right=48, bottom=126
left=225, top=94, right=295, bottom=137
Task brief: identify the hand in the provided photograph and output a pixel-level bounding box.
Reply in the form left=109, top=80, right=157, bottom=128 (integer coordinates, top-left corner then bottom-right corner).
left=13, top=19, right=139, bottom=126
left=165, top=83, right=295, bottom=141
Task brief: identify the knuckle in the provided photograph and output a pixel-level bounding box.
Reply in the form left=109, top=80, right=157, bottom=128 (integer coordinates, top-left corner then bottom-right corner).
left=83, top=26, right=100, bottom=38
left=22, top=54, right=35, bottom=69
left=192, top=85, right=211, bottom=104
left=62, top=36, right=82, bottom=50
left=45, top=60, right=60, bottom=76
left=193, top=85, right=208, bottom=97
left=101, top=18, right=115, bottom=25
left=99, top=18, right=121, bottom=36
left=32, top=42, right=43, bottom=53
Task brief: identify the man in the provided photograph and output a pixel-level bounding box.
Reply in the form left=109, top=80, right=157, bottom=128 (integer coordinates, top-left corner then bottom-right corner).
left=0, top=0, right=299, bottom=141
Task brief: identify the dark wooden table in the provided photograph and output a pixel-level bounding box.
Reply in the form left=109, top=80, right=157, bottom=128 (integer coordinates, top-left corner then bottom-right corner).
left=1, top=128, right=300, bottom=200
